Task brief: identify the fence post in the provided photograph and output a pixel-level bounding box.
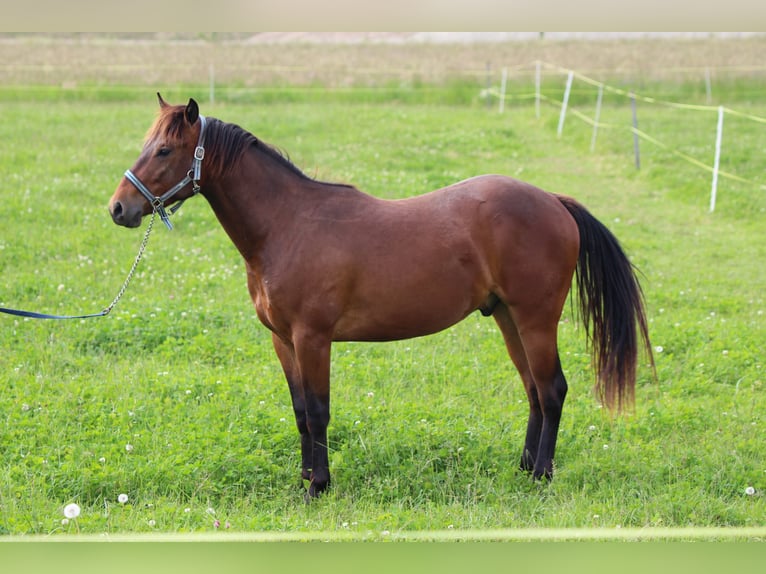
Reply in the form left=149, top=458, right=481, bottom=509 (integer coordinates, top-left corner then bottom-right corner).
left=631, top=92, right=640, bottom=169
left=209, top=63, right=215, bottom=104
left=590, top=84, right=603, bottom=152
left=499, top=67, right=508, bottom=113
left=535, top=60, right=541, bottom=119
left=557, top=70, right=574, bottom=138
left=486, top=62, right=492, bottom=109
left=710, top=105, right=724, bottom=212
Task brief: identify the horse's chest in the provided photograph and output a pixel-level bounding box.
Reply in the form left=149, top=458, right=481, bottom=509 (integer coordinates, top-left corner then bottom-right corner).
left=248, top=275, right=294, bottom=337
left=250, top=280, right=276, bottom=329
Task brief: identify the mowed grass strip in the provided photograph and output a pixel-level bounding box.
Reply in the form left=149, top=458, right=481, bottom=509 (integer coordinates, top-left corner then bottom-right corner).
left=0, top=92, right=763, bottom=535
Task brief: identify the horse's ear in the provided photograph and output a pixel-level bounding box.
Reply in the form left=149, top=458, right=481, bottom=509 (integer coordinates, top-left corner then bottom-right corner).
left=185, top=98, right=200, bottom=125
left=157, top=92, right=169, bottom=108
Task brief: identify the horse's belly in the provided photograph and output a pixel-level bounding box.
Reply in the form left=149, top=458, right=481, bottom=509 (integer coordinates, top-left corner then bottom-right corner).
left=332, top=277, right=484, bottom=342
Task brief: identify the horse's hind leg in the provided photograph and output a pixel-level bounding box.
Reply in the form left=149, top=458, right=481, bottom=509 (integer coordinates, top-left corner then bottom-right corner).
left=493, top=305, right=543, bottom=472
left=494, top=304, right=568, bottom=480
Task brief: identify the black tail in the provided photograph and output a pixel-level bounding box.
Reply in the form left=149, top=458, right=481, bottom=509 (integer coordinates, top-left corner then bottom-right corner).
left=558, top=196, right=654, bottom=410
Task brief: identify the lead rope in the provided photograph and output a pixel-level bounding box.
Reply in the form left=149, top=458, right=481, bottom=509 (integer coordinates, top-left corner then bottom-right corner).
left=0, top=210, right=157, bottom=320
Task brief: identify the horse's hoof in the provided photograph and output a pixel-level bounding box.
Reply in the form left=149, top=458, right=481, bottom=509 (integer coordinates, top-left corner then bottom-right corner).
left=519, top=455, right=535, bottom=473
left=532, top=466, right=554, bottom=482
left=305, top=473, right=330, bottom=500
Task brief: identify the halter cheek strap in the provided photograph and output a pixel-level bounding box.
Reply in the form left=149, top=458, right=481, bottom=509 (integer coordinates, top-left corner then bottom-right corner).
left=124, top=115, right=207, bottom=230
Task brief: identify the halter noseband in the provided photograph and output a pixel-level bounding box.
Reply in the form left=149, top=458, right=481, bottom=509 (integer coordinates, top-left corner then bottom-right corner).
left=123, top=115, right=207, bottom=230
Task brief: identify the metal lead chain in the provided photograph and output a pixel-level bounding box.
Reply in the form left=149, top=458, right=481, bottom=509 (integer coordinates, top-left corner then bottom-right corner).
left=101, top=211, right=156, bottom=316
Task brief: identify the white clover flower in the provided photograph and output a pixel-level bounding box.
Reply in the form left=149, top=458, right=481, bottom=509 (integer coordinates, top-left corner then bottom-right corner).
left=118, top=493, right=129, bottom=504
left=63, top=503, right=81, bottom=519
left=125, top=444, right=134, bottom=453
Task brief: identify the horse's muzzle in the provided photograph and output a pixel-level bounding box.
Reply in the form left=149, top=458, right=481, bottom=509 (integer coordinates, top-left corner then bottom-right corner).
left=109, top=199, right=143, bottom=228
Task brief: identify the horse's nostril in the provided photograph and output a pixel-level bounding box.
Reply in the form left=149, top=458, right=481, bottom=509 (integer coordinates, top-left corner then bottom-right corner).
left=111, top=201, right=123, bottom=219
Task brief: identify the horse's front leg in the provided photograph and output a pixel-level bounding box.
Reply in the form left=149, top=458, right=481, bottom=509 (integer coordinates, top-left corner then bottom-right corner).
left=293, top=329, right=332, bottom=498
left=271, top=334, right=312, bottom=483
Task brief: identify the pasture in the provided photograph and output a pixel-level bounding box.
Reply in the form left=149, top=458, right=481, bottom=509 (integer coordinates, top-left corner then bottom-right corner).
left=0, top=45, right=764, bottom=538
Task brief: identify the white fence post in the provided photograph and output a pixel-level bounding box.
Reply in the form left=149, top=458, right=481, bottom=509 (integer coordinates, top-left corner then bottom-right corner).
left=590, top=84, right=603, bottom=152
left=557, top=70, right=574, bottom=138
left=631, top=92, right=640, bottom=169
left=499, top=67, right=508, bottom=113
left=535, top=60, right=541, bottom=119
left=710, top=105, right=725, bottom=212
left=209, top=63, right=215, bottom=104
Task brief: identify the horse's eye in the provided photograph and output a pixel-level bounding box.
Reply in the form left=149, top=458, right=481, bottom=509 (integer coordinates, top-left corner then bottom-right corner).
left=157, top=147, right=172, bottom=157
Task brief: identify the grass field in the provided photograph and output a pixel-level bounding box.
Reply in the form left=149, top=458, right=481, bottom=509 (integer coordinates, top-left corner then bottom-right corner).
left=0, top=48, right=764, bottom=539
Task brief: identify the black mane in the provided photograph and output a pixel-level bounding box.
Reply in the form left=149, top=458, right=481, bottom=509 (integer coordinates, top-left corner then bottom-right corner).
left=208, top=117, right=350, bottom=188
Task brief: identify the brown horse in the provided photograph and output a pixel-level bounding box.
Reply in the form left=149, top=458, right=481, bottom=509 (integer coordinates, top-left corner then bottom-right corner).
left=109, top=95, right=653, bottom=498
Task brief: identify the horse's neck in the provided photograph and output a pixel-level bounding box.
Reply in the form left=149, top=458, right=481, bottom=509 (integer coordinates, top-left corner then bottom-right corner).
left=201, top=151, right=316, bottom=262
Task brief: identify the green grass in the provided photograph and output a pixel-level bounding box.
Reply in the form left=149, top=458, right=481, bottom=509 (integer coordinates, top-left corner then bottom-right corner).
left=0, top=87, right=764, bottom=537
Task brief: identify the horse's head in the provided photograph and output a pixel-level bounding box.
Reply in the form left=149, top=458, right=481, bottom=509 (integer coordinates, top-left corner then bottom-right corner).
left=109, top=94, right=206, bottom=229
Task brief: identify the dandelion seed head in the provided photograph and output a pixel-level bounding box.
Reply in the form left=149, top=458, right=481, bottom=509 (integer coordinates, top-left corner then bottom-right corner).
left=745, top=486, right=756, bottom=496
left=118, top=493, right=128, bottom=504
left=63, top=503, right=81, bottom=519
